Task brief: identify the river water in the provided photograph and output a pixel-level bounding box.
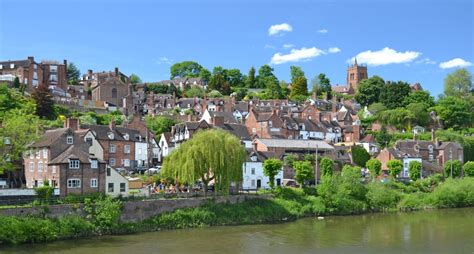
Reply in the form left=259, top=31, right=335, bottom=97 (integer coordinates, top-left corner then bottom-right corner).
left=3, top=208, right=473, bottom=254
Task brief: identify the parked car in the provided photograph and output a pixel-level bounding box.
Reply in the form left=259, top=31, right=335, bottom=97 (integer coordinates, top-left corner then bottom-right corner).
left=146, top=166, right=161, bottom=175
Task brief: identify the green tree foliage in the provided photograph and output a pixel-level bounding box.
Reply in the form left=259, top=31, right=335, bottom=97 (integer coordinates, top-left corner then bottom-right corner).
left=387, top=159, right=403, bottom=178
left=408, top=161, right=422, bottom=181
left=366, top=159, right=382, bottom=177
left=264, top=77, right=283, bottom=99
left=170, top=61, right=204, bottom=79
left=433, top=96, right=473, bottom=130
left=406, top=102, right=430, bottom=127
left=284, top=154, right=298, bottom=167
left=351, top=145, right=370, bottom=167
left=256, top=65, right=277, bottom=89
left=208, top=74, right=231, bottom=95
left=184, top=86, right=205, bottom=98
left=366, top=182, right=401, bottom=211
left=263, top=159, right=283, bottom=189
left=294, top=161, right=314, bottom=187
left=444, top=159, right=462, bottom=178
left=403, top=90, right=435, bottom=108
left=161, top=129, right=246, bottom=193
left=379, top=81, right=411, bottom=109
left=279, top=80, right=289, bottom=98
left=368, top=102, right=387, bottom=115
left=374, top=127, right=392, bottom=148
left=355, top=76, right=385, bottom=106
left=13, top=77, right=20, bottom=88
left=444, top=68, right=472, bottom=98
left=31, top=84, right=55, bottom=119
left=145, top=116, right=177, bottom=136
left=146, top=83, right=169, bottom=94
left=84, top=196, right=122, bottom=233
left=67, top=62, right=81, bottom=85
left=34, top=181, right=54, bottom=200
left=199, top=68, right=212, bottom=83
left=463, top=161, right=474, bottom=177
left=226, top=68, right=244, bottom=87
left=319, top=157, right=334, bottom=176
left=245, top=67, right=256, bottom=88
left=290, top=66, right=305, bottom=84
left=129, top=74, right=142, bottom=84
left=377, top=108, right=415, bottom=130
left=166, top=83, right=182, bottom=97
left=0, top=83, right=35, bottom=119
left=317, top=73, right=331, bottom=98
left=290, top=76, right=308, bottom=99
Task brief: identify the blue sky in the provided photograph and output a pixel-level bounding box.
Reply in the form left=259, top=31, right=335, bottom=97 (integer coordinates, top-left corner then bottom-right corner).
left=1, top=0, right=473, bottom=97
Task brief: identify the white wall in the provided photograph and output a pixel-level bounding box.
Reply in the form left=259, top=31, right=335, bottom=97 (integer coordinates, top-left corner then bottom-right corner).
left=84, top=131, right=104, bottom=160
left=135, top=142, right=148, bottom=168
left=242, top=161, right=283, bottom=189
left=401, top=157, right=423, bottom=178
left=106, top=167, right=129, bottom=197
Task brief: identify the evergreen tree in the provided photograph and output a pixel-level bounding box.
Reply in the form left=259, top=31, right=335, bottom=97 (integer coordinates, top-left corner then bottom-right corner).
left=290, top=66, right=305, bottom=84
left=31, top=84, right=55, bottom=119
left=290, top=76, right=308, bottom=99
left=13, top=77, right=20, bottom=88
left=67, top=62, right=81, bottom=85
left=245, top=67, right=256, bottom=88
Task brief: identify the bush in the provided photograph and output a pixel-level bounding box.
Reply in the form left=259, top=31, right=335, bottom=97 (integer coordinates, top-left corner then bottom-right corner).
left=84, top=196, right=122, bottom=233
left=444, top=160, right=462, bottom=178
left=463, top=161, right=474, bottom=177
left=398, top=192, right=429, bottom=211
left=429, top=178, right=474, bottom=208
left=34, top=182, right=54, bottom=200
left=366, top=182, right=401, bottom=211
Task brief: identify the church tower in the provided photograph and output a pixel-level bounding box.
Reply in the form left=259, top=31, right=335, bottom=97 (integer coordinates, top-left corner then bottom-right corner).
left=346, top=58, right=368, bottom=93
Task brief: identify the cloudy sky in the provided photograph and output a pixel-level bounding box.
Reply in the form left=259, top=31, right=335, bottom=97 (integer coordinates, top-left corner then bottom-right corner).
left=0, top=0, right=473, bottom=96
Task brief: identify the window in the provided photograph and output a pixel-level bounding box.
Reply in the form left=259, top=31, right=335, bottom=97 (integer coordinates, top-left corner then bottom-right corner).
left=138, top=148, right=142, bottom=155
left=52, top=165, right=57, bottom=174
left=124, top=145, right=130, bottom=154
left=111, top=88, right=117, bottom=98
left=67, top=179, right=81, bottom=188
left=10, top=63, right=14, bottom=68
left=90, top=178, right=98, bottom=188
left=268, top=121, right=273, bottom=127
left=110, top=144, right=116, bottom=153
left=109, top=158, right=116, bottom=166
left=251, top=168, right=255, bottom=175
left=251, top=180, right=256, bottom=187
left=91, top=159, right=98, bottom=169
left=38, top=161, right=43, bottom=172
left=124, top=134, right=129, bottom=140
left=69, top=159, right=80, bottom=169
left=36, top=150, right=40, bottom=158
left=86, top=138, right=93, bottom=146
left=123, top=159, right=130, bottom=167
left=108, top=183, right=114, bottom=192
left=29, top=150, right=34, bottom=159
left=107, top=167, right=111, bottom=176
left=252, top=128, right=257, bottom=134
left=108, top=132, right=115, bottom=140
left=67, top=135, right=73, bottom=144
left=43, top=148, right=48, bottom=159
left=120, top=183, right=126, bottom=192
left=29, top=162, right=34, bottom=172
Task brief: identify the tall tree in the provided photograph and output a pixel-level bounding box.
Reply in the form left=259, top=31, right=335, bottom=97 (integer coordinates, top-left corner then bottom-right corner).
left=199, top=68, right=212, bottom=83
left=129, top=74, right=142, bottom=84
left=161, top=129, right=246, bottom=193
left=256, top=65, right=277, bottom=89
left=387, top=159, right=403, bottom=178
left=67, top=62, right=81, bottom=85
left=320, top=157, right=334, bottom=176
left=444, top=68, right=472, bottom=98
left=290, top=66, right=305, bottom=84
left=290, top=76, right=308, bottom=99
left=366, top=159, right=382, bottom=177
left=403, top=90, right=435, bottom=108
left=31, top=84, right=55, bottom=119
left=13, top=77, right=20, bottom=89
left=406, top=102, right=430, bottom=127
left=408, top=161, right=422, bottom=181
left=317, top=73, right=332, bottom=98
left=263, top=159, right=283, bottom=189
left=244, top=67, right=256, bottom=88
left=351, top=145, right=370, bottom=167
left=145, top=116, right=177, bottom=136
left=226, top=68, right=244, bottom=87
left=170, top=61, right=203, bottom=79
left=294, top=161, right=314, bottom=187
left=379, top=81, right=411, bottom=109
left=433, top=96, right=473, bottom=129
left=355, top=76, right=385, bottom=106
left=310, top=75, right=320, bottom=95
left=265, top=77, right=282, bottom=99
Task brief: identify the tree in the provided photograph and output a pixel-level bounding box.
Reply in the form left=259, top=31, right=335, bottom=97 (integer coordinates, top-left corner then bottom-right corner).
left=170, top=61, right=204, bottom=79
left=67, top=62, right=81, bottom=85
left=31, top=84, right=55, bottom=119
left=161, top=129, right=246, bottom=193
left=377, top=108, right=415, bottom=130
left=317, top=73, right=331, bottom=98
left=129, top=74, right=142, bottom=84
left=408, top=161, right=422, bottom=181
left=387, top=159, right=403, bottom=178
left=280, top=80, right=289, bottom=98
left=379, top=81, right=411, bottom=109
left=146, top=83, right=168, bottom=94
left=167, top=83, right=182, bottom=97
left=145, top=116, right=177, bottom=136
left=310, top=75, right=320, bottom=95
left=319, top=157, right=334, bottom=176
left=208, top=74, right=228, bottom=94
left=185, top=86, right=205, bottom=98
left=199, top=68, right=212, bottom=83
left=463, top=161, right=474, bottom=177
left=444, top=159, right=462, bottom=178
left=406, top=102, right=430, bottom=127
left=355, top=76, right=385, bottom=106
left=245, top=67, right=256, bottom=88
left=13, top=77, right=20, bottom=89
left=375, top=127, right=391, bottom=148
left=264, top=77, right=282, bottom=99
left=366, top=159, right=382, bottom=177
left=294, top=161, right=314, bottom=187
left=256, top=65, right=277, bottom=89
left=351, top=145, right=370, bottom=167
left=368, top=102, right=387, bottom=115
left=444, top=68, right=472, bottom=98
left=263, top=159, right=283, bottom=189
left=290, top=66, right=305, bottom=84
left=433, top=96, right=473, bottom=130
left=403, top=90, right=435, bottom=108
left=226, top=68, right=244, bottom=87
left=290, top=76, right=308, bottom=99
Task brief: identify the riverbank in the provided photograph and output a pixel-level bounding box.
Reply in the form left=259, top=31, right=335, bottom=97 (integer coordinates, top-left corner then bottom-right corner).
left=1, top=175, right=473, bottom=245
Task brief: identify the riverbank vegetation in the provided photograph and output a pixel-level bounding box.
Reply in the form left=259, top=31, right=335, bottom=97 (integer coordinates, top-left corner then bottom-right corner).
left=1, top=174, right=473, bottom=245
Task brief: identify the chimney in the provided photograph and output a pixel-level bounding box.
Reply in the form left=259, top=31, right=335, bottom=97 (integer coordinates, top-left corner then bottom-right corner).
left=64, top=118, right=80, bottom=131
left=88, top=69, right=93, bottom=76
left=213, top=116, right=225, bottom=126
left=63, top=59, right=67, bottom=67
left=115, top=67, right=119, bottom=77
left=253, top=140, right=258, bottom=151
left=171, top=126, right=176, bottom=135
left=28, top=56, right=34, bottom=64
left=109, top=120, right=116, bottom=131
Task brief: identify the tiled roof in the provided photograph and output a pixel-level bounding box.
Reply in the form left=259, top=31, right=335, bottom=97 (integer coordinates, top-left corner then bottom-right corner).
left=30, top=128, right=69, bottom=148
left=256, top=138, right=334, bottom=150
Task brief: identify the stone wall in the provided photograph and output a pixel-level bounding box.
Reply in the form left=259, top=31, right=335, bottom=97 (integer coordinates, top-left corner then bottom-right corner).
left=0, top=194, right=270, bottom=222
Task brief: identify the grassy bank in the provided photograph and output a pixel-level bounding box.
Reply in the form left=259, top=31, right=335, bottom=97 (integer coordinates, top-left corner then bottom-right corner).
left=1, top=176, right=473, bottom=245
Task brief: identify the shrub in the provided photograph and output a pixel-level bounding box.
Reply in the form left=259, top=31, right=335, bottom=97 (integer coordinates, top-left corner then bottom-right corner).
left=463, top=161, right=474, bottom=177
left=366, top=182, right=401, bottom=211
left=429, top=178, right=474, bottom=208
left=398, top=192, right=429, bottom=211
left=387, top=159, right=403, bottom=178
left=34, top=181, right=54, bottom=200
left=444, top=160, right=462, bottom=178
left=84, top=196, right=122, bottom=233
left=408, top=161, right=422, bottom=181
left=319, top=157, right=334, bottom=176
left=366, top=159, right=382, bottom=177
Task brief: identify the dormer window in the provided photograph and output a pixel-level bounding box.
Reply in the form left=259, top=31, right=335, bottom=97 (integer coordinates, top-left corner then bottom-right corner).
left=428, top=145, right=434, bottom=153
left=108, top=132, right=114, bottom=140
left=91, top=159, right=98, bottom=169
left=67, top=135, right=73, bottom=144
left=124, top=133, right=129, bottom=140
left=251, top=155, right=257, bottom=162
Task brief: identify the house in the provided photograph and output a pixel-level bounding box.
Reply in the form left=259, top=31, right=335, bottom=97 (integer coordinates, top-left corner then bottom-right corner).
left=253, top=138, right=334, bottom=158
left=105, top=166, right=129, bottom=197
left=170, top=121, right=211, bottom=145
left=412, top=126, right=426, bottom=135
left=217, top=123, right=252, bottom=149
left=200, top=109, right=238, bottom=126
left=159, top=132, right=174, bottom=160
left=245, top=108, right=284, bottom=138
left=357, top=134, right=379, bottom=154
left=82, top=68, right=132, bottom=108
left=242, top=150, right=283, bottom=190
left=376, top=147, right=423, bottom=178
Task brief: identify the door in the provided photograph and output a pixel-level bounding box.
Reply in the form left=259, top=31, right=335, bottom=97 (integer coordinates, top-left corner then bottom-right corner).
left=256, top=179, right=261, bottom=189
left=276, top=178, right=281, bottom=187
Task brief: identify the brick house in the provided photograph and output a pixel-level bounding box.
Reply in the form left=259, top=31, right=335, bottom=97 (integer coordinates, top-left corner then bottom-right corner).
left=245, top=108, right=285, bottom=138
left=82, top=68, right=132, bottom=107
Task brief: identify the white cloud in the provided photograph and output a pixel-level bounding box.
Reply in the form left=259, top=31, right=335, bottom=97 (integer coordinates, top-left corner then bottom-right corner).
left=268, top=23, right=292, bottom=36
left=283, top=44, right=294, bottom=49
left=264, top=44, right=276, bottom=49
left=415, top=58, right=436, bottom=65
left=439, top=58, right=473, bottom=69
left=270, top=47, right=325, bottom=65
left=349, top=47, right=421, bottom=66
left=156, top=57, right=173, bottom=65
left=328, top=47, right=341, bottom=53
left=317, top=28, right=328, bottom=33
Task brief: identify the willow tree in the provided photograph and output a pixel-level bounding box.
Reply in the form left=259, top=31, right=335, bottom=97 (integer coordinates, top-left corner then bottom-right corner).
left=161, top=129, right=246, bottom=194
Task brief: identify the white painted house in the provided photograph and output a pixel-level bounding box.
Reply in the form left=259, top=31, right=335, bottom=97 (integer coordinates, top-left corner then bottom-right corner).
left=242, top=150, right=283, bottom=190
left=105, top=166, right=129, bottom=197
left=401, top=156, right=423, bottom=178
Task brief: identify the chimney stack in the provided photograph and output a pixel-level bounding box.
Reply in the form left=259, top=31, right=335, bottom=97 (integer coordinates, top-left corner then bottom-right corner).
left=213, top=116, right=225, bottom=126
left=431, top=128, right=435, bottom=142
left=109, top=120, right=116, bottom=131
left=28, top=56, right=34, bottom=64
left=64, top=118, right=80, bottom=131
left=63, top=59, right=67, bottom=67
left=115, top=67, right=119, bottom=77
left=88, top=69, right=93, bottom=76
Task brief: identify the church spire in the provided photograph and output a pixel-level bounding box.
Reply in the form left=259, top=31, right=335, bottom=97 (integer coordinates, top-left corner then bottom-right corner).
left=354, top=58, right=358, bottom=66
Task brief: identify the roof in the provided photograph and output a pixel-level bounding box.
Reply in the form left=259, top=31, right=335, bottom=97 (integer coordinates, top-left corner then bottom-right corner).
left=246, top=150, right=277, bottom=162
left=0, top=59, right=30, bottom=69
left=218, top=123, right=250, bottom=140
left=360, top=134, right=375, bottom=143
left=256, top=138, right=334, bottom=150
left=209, top=111, right=238, bottom=124
left=30, top=128, right=70, bottom=148
left=49, top=145, right=97, bottom=164
left=331, top=85, right=351, bottom=93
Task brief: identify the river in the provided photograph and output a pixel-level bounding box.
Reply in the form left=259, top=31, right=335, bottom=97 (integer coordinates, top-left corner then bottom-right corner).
left=3, top=208, right=473, bottom=254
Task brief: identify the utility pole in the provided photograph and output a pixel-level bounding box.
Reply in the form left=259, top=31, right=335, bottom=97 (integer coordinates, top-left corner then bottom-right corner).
left=450, top=148, right=453, bottom=178
left=314, top=144, right=319, bottom=188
